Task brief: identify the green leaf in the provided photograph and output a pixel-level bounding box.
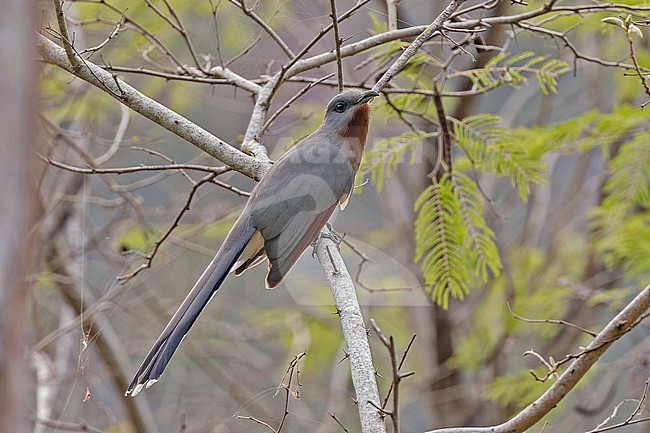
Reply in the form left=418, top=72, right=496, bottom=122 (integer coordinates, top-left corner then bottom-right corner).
left=359, top=130, right=436, bottom=192
left=511, top=104, right=649, bottom=154
left=448, top=51, right=569, bottom=94
left=590, top=131, right=650, bottom=279
left=484, top=370, right=552, bottom=410
left=414, top=173, right=501, bottom=307
left=602, top=132, right=650, bottom=209
left=451, top=114, right=547, bottom=200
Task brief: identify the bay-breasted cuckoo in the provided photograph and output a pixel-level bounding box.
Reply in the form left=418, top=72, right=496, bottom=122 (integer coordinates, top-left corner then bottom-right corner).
left=126, top=89, right=378, bottom=396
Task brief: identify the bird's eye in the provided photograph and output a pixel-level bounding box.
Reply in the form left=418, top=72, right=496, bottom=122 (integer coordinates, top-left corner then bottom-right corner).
left=334, top=102, right=346, bottom=113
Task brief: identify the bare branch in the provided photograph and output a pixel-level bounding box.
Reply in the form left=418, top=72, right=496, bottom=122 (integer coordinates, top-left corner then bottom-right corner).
left=206, top=65, right=262, bottom=93
left=586, top=377, right=650, bottom=433
left=95, top=103, right=129, bottom=165
left=507, top=302, right=597, bottom=337
left=159, top=0, right=203, bottom=70
left=225, top=34, right=263, bottom=67
left=281, top=0, right=372, bottom=79
left=329, top=0, right=344, bottom=92
left=314, top=231, right=386, bottom=433
left=40, top=155, right=230, bottom=176
left=387, top=0, right=401, bottom=32
left=370, top=319, right=416, bottom=433
left=372, top=0, right=468, bottom=93
left=426, top=283, right=650, bottom=433
left=99, top=65, right=232, bottom=85
left=52, top=0, right=82, bottom=70
left=523, top=349, right=560, bottom=382
left=39, top=34, right=268, bottom=180
left=210, top=0, right=225, bottom=65
left=79, top=16, right=124, bottom=57
left=230, top=0, right=295, bottom=58
left=118, top=173, right=217, bottom=282
left=71, top=0, right=188, bottom=71
left=261, top=73, right=334, bottom=134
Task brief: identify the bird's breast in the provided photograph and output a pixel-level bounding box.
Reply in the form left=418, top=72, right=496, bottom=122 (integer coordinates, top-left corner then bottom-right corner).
left=338, top=104, right=371, bottom=172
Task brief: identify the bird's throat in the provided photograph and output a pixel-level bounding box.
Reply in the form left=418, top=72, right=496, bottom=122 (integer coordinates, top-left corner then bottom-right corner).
left=339, top=104, right=371, bottom=172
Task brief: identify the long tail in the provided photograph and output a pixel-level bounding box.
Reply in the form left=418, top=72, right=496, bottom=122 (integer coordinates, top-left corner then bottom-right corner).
left=126, top=215, right=256, bottom=397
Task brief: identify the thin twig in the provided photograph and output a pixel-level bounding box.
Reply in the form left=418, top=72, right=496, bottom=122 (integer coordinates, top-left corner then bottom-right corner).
left=161, top=0, right=203, bottom=69
left=209, top=0, right=225, bottom=65
left=426, top=283, right=650, bottom=433
left=276, top=352, right=306, bottom=433
left=73, top=0, right=189, bottom=71
left=624, top=24, right=650, bottom=107
left=330, top=0, right=344, bottom=92
left=35, top=418, right=105, bottom=433
left=240, top=353, right=306, bottom=433
left=79, top=16, right=124, bottom=57
left=328, top=412, right=351, bottom=433
left=236, top=416, right=276, bottom=432
left=507, top=302, right=597, bottom=337
left=523, top=349, right=560, bottom=381
left=372, top=0, right=469, bottom=93
left=40, top=155, right=229, bottom=176
left=230, top=0, right=294, bottom=58
left=261, top=73, right=335, bottom=134
left=432, top=83, right=452, bottom=179
left=117, top=173, right=217, bottom=282
left=370, top=319, right=416, bottom=433
left=280, top=0, right=372, bottom=81
left=586, top=377, right=650, bottom=433
left=225, top=34, right=263, bottom=67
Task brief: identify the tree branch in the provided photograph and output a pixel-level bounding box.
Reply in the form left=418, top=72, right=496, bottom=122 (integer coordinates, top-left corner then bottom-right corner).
left=372, top=0, right=468, bottom=93
left=329, top=0, right=344, bottom=92
left=314, top=234, right=385, bottom=433
left=52, top=0, right=82, bottom=71
left=229, top=0, right=295, bottom=58
left=426, top=283, right=650, bottom=433
left=43, top=4, right=482, bottom=433
left=38, top=34, right=268, bottom=180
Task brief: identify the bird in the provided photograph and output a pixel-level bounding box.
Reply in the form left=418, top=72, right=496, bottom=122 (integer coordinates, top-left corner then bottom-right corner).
left=126, top=88, right=379, bottom=397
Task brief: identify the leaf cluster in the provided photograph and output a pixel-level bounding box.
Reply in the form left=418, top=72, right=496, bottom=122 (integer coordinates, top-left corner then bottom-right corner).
left=451, top=114, right=547, bottom=200
left=512, top=105, right=650, bottom=281
left=414, top=172, right=502, bottom=308
left=591, top=132, right=650, bottom=279
left=358, top=130, right=436, bottom=192
left=448, top=51, right=569, bottom=95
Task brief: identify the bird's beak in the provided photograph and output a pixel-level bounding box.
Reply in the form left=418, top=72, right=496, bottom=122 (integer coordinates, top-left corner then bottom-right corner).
left=355, top=90, right=379, bottom=105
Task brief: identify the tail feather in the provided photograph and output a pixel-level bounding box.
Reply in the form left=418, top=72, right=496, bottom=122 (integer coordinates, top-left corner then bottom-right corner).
left=126, top=215, right=255, bottom=397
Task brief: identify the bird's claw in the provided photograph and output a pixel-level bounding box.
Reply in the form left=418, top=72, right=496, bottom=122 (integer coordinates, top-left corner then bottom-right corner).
left=311, top=225, right=340, bottom=257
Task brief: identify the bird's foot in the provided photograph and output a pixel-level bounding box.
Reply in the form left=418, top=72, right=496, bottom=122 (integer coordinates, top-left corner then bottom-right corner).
left=311, top=224, right=340, bottom=256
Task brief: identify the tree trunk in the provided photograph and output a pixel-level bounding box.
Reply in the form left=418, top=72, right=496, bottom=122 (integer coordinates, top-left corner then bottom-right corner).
left=0, top=1, right=39, bottom=432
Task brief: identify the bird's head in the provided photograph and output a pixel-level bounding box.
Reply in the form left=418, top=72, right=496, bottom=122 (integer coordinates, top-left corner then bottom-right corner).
left=322, top=89, right=379, bottom=136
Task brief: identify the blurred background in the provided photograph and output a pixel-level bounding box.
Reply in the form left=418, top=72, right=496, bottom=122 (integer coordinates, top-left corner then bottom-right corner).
left=26, top=0, right=650, bottom=432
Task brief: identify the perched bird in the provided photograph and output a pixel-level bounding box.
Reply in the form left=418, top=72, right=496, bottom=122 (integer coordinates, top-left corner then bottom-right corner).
left=126, top=89, right=378, bottom=396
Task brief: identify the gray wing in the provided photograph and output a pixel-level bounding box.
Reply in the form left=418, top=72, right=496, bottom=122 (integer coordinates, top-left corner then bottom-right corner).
left=246, top=137, right=354, bottom=287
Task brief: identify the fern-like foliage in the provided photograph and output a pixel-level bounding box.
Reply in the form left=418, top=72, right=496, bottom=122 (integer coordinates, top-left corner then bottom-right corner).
left=358, top=130, right=436, bottom=191
left=602, top=132, right=650, bottom=209
left=590, top=131, right=650, bottom=278
left=511, top=105, right=649, bottom=155
left=451, top=114, right=547, bottom=200
left=455, top=172, right=502, bottom=283
left=415, top=173, right=501, bottom=308
left=374, top=92, right=428, bottom=118
left=448, top=51, right=569, bottom=95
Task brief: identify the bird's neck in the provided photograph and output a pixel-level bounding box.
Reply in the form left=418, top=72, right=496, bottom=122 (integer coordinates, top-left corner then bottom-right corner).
left=338, top=104, right=371, bottom=172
